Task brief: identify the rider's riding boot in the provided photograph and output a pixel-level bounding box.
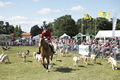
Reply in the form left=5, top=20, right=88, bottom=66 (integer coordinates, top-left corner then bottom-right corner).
left=49, top=45, right=55, bottom=54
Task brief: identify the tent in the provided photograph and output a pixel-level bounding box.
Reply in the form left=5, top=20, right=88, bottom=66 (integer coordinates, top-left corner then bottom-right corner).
left=60, top=33, right=71, bottom=39
left=72, top=32, right=87, bottom=40
left=95, top=30, right=120, bottom=38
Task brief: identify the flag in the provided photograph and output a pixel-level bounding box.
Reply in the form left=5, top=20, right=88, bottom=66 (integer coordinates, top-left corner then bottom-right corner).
left=112, top=13, right=117, bottom=39
left=98, top=11, right=109, bottom=18
left=83, top=14, right=91, bottom=20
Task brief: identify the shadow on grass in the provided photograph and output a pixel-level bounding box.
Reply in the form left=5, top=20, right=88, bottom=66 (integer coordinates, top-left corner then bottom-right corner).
left=63, top=55, right=72, bottom=57
left=54, top=67, right=77, bottom=73
left=5, top=62, right=11, bottom=64
left=117, top=67, right=120, bottom=70
left=96, top=63, right=102, bottom=65
left=28, top=55, right=33, bottom=57
left=52, top=63, right=56, bottom=65
left=56, top=60, right=62, bottom=62
left=78, top=65, right=86, bottom=68
left=87, top=63, right=94, bottom=66
left=26, top=60, right=32, bottom=63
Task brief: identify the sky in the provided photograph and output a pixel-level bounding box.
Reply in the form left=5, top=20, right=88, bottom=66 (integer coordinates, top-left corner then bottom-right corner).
left=0, top=0, right=120, bottom=33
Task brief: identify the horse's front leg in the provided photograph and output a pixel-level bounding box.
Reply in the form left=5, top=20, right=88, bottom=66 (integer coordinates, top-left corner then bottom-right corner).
left=42, top=57, right=46, bottom=69
left=46, top=56, right=49, bottom=72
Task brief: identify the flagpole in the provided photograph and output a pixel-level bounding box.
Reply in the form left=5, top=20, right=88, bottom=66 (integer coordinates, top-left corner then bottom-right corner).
left=95, top=19, right=96, bottom=35
left=95, top=8, right=97, bottom=35
left=81, top=18, right=83, bottom=40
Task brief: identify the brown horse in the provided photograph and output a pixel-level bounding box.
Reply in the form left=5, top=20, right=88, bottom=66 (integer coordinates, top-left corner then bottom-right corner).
left=38, top=34, right=53, bottom=72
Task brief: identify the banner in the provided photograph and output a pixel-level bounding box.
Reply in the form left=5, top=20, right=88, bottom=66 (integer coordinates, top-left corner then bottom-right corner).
left=112, top=13, right=117, bottom=39
left=0, top=34, right=11, bottom=42
left=79, top=45, right=89, bottom=55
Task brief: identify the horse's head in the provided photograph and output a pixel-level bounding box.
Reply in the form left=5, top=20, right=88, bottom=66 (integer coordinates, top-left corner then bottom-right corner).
left=38, top=34, right=44, bottom=47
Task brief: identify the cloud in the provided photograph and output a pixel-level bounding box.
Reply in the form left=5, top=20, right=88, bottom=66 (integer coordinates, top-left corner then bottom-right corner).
left=36, top=8, right=51, bottom=14
left=5, top=2, right=12, bottom=5
left=33, top=18, right=54, bottom=27
left=0, top=16, right=5, bottom=20
left=33, top=0, right=39, bottom=2
left=68, top=5, right=85, bottom=11
left=6, top=16, right=54, bottom=32
left=35, top=18, right=54, bottom=22
left=0, top=1, right=12, bottom=7
left=111, top=10, right=115, bottom=12
left=10, top=21, right=29, bottom=26
left=53, top=9, right=64, bottom=13
left=7, top=16, right=28, bottom=21
left=2, top=14, right=54, bottom=32
left=0, top=1, right=5, bottom=7
left=36, top=8, right=64, bottom=14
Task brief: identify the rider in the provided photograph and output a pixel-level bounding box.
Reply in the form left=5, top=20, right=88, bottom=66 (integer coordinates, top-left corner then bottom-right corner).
left=38, top=25, right=55, bottom=54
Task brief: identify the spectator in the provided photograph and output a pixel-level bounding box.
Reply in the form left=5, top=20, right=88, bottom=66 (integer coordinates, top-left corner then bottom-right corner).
left=98, top=38, right=103, bottom=45
left=86, top=39, right=90, bottom=44
left=100, top=44, right=106, bottom=54
left=114, top=45, right=120, bottom=60
left=90, top=38, right=93, bottom=44
left=93, top=39, right=98, bottom=45
left=73, top=42, right=78, bottom=50
left=115, top=37, right=119, bottom=45
left=77, top=38, right=81, bottom=45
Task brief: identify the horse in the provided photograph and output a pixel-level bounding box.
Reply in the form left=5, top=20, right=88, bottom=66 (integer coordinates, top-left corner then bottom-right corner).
left=38, top=34, right=53, bottom=72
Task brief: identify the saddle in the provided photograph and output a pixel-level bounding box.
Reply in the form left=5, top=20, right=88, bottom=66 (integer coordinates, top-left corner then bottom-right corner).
left=38, top=44, right=55, bottom=54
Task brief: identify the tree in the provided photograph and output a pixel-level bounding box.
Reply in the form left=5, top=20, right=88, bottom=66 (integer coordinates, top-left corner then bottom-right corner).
left=4, top=22, right=9, bottom=34
left=0, top=21, right=4, bottom=34
left=96, top=17, right=112, bottom=30
left=18, top=25, right=22, bottom=37
left=77, top=17, right=113, bottom=35
left=14, top=25, right=19, bottom=37
left=8, top=25, right=14, bottom=34
left=116, top=22, right=120, bottom=30
left=52, top=15, right=77, bottom=37
left=48, top=22, right=54, bottom=33
left=77, top=18, right=94, bottom=35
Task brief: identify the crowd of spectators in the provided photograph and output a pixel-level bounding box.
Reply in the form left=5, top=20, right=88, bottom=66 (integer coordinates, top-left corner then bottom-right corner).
left=51, top=37, right=120, bottom=60
left=1, top=37, right=120, bottom=60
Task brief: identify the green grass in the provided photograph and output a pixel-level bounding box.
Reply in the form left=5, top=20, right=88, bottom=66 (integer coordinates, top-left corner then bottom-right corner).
left=0, top=46, right=120, bottom=80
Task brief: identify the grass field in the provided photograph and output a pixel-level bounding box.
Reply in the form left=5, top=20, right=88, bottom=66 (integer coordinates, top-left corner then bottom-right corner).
left=0, top=46, right=120, bottom=80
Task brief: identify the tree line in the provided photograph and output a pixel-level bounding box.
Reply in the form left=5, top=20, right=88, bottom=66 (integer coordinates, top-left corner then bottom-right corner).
left=48, top=15, right=120, bottom=37
left=0, top=21, right=23, bottom=38
left=0, top=14, right=120, bottom=38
